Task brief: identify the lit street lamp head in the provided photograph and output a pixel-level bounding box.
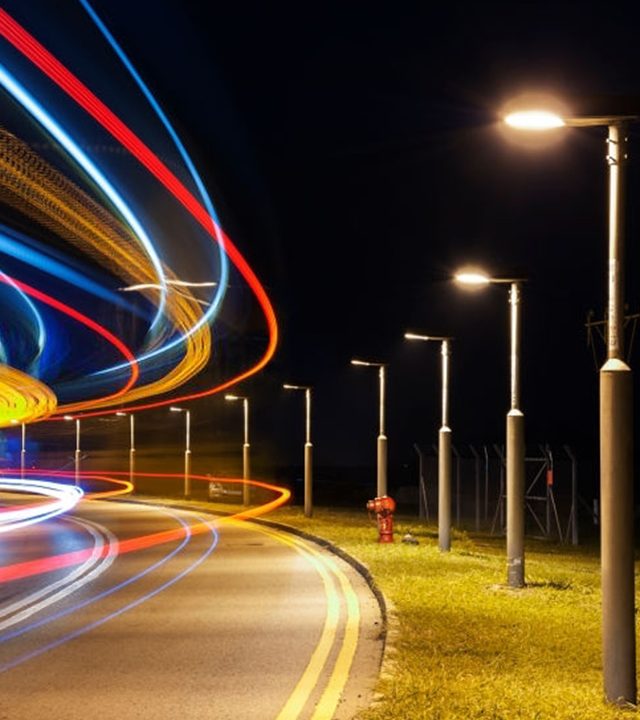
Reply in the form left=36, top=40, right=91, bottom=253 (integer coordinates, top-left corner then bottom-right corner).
left=225, top=394, right=247, bottom=402
left=169, top=406, right=185, bottom=413
left=404, top=332, right=451, bottom=343
left=504, top=110, right=565, bottom=130
left=454, top=271, right=491, bottom=287
left=351, top=358, right=385, bottom=368
left=63, top=415, right=74, bottom=421
left=503, top=105, right=637, bottom=131
left=455, top=270, right=525, bottom=287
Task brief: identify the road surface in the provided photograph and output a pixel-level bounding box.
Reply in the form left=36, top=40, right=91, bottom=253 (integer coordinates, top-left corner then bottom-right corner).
left=0, top=497, right=383, bottom=719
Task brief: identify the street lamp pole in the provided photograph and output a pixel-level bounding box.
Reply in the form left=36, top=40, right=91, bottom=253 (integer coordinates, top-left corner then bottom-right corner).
left=225, top=395, right=251, bottom=506
left=170, top=407, right=191, bottom=498
left=600, top=120, right=635, bottom=705
left=116, top=412, right=136, bottom=490
left=20, top=422, right=26, bottom=480
left=506, top=281, right=525, bottom=589
left=456, top=272, right=526, bottom=587
left=283, top=384, right=313, bottom=517
left=404, top=333, right=453, bottom=552
left=130, top=413, right=136, bottom=490
left=351, top=359, right=388, bottom=497
left=64, top=414, right=81, bottom=485
left=505, top=108, right=636, bottom=704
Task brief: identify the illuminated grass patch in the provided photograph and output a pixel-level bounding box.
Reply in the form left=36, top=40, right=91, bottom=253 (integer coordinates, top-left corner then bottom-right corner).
left=268, top=507, right=636, bottom=720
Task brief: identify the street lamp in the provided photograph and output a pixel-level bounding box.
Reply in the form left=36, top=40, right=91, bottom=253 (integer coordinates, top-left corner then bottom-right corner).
left=116, top=412, right=136, bottom=490
left=225, top=395, right=250, bottom=506
left=351, top=358, right=388, bottom=497
left=504, top=106, right=637, bottom=705
left=64, top=415, right=81, bottom=487
left=10, top=420, right=26, bottom=479
left=20, top=422, right=25, bottom=480
left=170, top=406, right=191, bottom=498
left=455, top=271, right=526, bottom=588
left=404, top=332, right=453, bottom=552
left=283, top=384, right=313, bottom=517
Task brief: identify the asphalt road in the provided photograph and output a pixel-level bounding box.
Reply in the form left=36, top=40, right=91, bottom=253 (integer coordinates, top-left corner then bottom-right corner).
left=0, top=497, right=383, bottom=720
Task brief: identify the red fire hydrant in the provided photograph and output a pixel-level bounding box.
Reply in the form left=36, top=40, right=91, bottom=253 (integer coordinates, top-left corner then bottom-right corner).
left=366, top=495, right=396, bottom=543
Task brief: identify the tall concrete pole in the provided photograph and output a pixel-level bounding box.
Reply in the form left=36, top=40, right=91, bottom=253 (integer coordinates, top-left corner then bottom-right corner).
left=304, top=388, right=313, bottom=517
left=74, top=418, right=81, bottom=487
left=438, top=339, right=452, bottom=552
left=601, top=122, right=635, bottom=705
left=184, top=409, right=191, bottom=499
left=129, top=413, right=136, bottom=491
left=506, top=282, right=525, bottom=588
left=242, top=397, right=251, bottom=507
left=377, top=364, right=388, bottom=498
left=284, top=384, right=314, bottom=516
left=20, top=422, right=26, bottom=480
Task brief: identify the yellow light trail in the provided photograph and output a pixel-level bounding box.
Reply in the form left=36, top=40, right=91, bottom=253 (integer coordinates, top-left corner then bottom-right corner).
left=0, top=364, right=57, bottom=426
left=0, top=128, right=215, bottom=410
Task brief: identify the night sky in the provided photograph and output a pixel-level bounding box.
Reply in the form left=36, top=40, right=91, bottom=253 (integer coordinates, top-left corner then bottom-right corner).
left=5, top=2, right=640, bottom=494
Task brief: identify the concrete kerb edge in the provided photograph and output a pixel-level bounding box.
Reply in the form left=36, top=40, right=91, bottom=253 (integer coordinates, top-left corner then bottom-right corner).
left=116, top=496, right=390, bottom=670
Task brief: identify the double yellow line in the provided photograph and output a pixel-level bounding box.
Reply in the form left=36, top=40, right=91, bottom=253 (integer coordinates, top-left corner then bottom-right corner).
left=231, top=521, right=361, bottom=720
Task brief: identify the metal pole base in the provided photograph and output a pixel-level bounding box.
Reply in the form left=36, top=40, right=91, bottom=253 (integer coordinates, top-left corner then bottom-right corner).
left=506, top=410, right=525, bottom=588
left=129, top=448, right=136, bottom=493
left=377, top=434, right=388, bottom=498
left=242, top=443, right=251, bottom=506
left=184, top=449, right=192, bottom=499
left=304, top=442, right=313, bottom=517
left=438, top=427, right=452, bottom=552
left=600, top=361, right=636, bottom=705
left=74, top=450, right=81, bottom=487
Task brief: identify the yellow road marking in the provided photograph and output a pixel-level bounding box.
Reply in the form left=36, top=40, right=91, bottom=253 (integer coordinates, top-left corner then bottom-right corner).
left=310, top=553, right=361, bottom=720
left=228, top=521, right=361, bottom=720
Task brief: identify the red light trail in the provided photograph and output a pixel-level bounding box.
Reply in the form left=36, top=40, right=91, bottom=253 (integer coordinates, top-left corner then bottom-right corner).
left=0, top=8, right=278, bottom=418
left=0, top=471, right=291, bottom=584
left=0, top=275, right=139, bottom=404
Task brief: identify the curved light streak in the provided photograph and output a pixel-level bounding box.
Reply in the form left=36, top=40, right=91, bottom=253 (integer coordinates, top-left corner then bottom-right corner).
left=0, top=129, right=213, bottom=408
left=0, top=477, right=83, bottom=532
left=0, top=226, right=142, bottom=315
left=0, top=61, right=169, bottom=329
left=0, top=365, right=57, bottom=426
left=0, top=515, right=118, bottom=631
left=0, top=506, right=203, bottom=669
left=0, top=275, right=140, bottom=411
left=13, top=469, right=134, bottom=500
left=80, top=0, right=230, bottom=375
left=0, top=519, right=217, bottom=674
left=0, top=268, right=46, bottom=373
left=0, top=471, right=290, bottom=583
left=0, top=9, right=278, bottom=416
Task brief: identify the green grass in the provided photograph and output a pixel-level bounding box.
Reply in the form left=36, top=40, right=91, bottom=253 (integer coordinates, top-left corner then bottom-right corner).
left=263, top=507, right=638, bottom=720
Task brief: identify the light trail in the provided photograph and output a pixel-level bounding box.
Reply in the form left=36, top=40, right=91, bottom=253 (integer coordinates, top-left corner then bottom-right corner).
left=80, top=0, right=231, bottom=377
left=0, top=515, right=118, bottom=631
left=0, top=477, right=83, bottom=532
left=0, top=62, right=169, bottom=329
left=0, top=471, right=290, bottom=584
left=0, top=225, right=141, bottom=315
left=5, top=469, right=134, bottom=500
left=0, top=268, right=46, bottom=373
left=0, top=121, right=212, bottom=409
left=0, top=365, right=56, bottom=426
left=0, top=505, right=213, bottom=672
left=0, top=275, right=140, bottom=411
left=0, top=8, right=278, bottom=417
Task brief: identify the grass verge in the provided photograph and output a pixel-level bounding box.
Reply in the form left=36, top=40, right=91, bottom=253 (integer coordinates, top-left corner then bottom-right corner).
left=261, top=506, right=637, bottom=720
